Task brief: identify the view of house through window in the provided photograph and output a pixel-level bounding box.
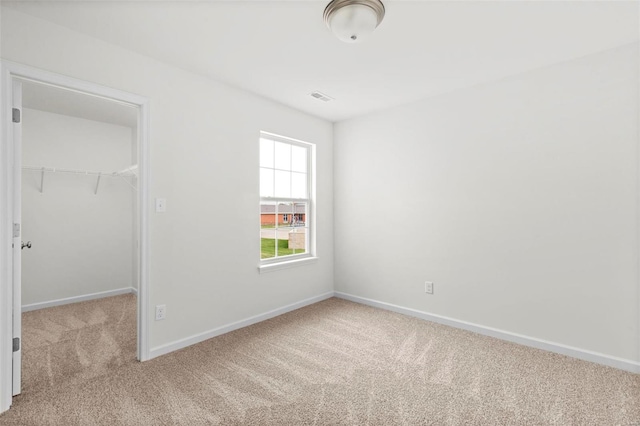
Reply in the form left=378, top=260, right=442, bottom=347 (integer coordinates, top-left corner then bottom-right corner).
left=260, top=133, right=311, bottom=261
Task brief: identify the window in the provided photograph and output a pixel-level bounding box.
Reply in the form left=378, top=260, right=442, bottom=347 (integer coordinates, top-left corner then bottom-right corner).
left=260, top=132, right=313, bottom=264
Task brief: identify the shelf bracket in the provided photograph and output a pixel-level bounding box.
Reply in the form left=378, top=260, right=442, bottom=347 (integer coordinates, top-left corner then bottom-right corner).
left=94, top=173, right=101, bottom=195
left=116, top=174, right=138, bottom=191
left=40, top=167, right=45, bottom=193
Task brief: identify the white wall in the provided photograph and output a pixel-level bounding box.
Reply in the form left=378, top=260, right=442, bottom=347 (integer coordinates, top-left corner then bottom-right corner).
left=334, top=43, right=639, bottom=363
left=1, top=8, right=334, bottom=350
left=21, top=108, right=134, bottom=306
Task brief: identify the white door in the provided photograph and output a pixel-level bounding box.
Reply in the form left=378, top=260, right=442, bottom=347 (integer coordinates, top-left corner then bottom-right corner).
left=11, top=79, right=22, bottom=396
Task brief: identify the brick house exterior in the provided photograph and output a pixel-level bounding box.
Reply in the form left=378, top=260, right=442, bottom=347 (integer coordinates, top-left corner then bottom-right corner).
left=260, top=204, right=306, bottom=226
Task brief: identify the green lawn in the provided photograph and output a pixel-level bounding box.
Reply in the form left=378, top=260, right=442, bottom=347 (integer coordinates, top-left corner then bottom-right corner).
left=261, top=238, right=304, bottom=259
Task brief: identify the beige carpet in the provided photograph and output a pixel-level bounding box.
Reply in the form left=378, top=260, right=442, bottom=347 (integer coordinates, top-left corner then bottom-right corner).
left=20, top=293, right=137, bottom=397
left=1, top=297, right=638, bottom=425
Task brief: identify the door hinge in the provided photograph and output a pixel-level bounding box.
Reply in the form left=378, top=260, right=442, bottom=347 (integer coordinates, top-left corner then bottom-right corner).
left=12, top=108, right=21, bottom=124
left=12, top=338, right=19, bottom=352
left=13, top=223, right=20, bottom=238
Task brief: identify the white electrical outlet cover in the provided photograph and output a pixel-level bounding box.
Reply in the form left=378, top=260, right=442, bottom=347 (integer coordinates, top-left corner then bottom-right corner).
left=155, top=304, right=166, bottom=320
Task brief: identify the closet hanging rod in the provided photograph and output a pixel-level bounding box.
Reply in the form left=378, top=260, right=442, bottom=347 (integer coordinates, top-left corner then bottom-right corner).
left=22, top=165, right=137, bottom=177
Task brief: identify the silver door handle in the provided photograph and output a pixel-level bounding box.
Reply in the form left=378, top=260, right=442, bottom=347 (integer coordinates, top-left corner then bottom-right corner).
left=21, top=241, right=31, bottom=250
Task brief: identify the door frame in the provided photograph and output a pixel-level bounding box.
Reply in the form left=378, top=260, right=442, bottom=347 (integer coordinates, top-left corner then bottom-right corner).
left=0, top=60, right=151, bottom=412
left=10, top=79, right=22, bottom=397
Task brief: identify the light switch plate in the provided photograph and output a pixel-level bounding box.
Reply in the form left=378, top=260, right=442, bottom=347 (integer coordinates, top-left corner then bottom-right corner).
left=155, top=198, right=167, bottom=213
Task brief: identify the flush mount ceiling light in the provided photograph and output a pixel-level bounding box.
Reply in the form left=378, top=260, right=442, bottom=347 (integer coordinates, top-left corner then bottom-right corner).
left=323, top=0, right=385, bottom=43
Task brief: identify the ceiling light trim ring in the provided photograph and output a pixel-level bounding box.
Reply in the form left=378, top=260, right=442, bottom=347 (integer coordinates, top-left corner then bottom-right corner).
left=323, top=0, right=386, bottom=28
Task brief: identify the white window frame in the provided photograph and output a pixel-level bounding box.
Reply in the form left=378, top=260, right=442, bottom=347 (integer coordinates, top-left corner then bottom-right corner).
left=259, top=131, right=316, bottom=272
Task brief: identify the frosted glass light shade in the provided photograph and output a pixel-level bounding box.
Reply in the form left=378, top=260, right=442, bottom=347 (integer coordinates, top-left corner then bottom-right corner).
left=328, top=5, right=377, bottom=43
left=324, top=0, right=385, bottom=44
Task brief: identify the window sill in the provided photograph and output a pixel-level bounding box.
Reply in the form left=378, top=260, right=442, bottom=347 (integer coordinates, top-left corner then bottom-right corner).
left=258, top=256, right=318, bottom=273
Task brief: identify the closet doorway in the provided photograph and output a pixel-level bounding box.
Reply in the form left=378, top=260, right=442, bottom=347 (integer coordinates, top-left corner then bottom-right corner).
left=21, top=80, right=139, bottom=397
left=1, top=62, right=150, bottom=410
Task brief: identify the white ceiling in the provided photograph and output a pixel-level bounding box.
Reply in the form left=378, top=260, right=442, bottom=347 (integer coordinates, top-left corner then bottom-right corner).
left=5, top=1, right=639, bottom=122
left=22, top=80, right=138, bottom=128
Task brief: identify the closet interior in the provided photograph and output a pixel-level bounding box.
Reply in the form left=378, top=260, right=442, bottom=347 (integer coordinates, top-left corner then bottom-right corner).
left=19, top=80, right=139, bottom=395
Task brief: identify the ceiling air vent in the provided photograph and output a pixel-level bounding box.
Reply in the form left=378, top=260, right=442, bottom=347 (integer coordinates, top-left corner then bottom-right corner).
left=310, top=91, right=334, bottom=102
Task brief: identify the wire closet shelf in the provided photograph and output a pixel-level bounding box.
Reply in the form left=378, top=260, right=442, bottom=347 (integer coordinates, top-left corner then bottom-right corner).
left=22, top=164, right=138, bottom=194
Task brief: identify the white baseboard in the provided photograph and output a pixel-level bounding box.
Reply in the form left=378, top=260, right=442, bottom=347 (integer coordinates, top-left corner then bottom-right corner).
left=335, top=291, right=640, bottom=374
left=149, top=291, right=335, bottom=360
left=22, top=287, right=137, bottom=312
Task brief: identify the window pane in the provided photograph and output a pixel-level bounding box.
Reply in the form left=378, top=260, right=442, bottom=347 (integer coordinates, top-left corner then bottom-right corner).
left=291, top=145, right=307, bottom=173
left=291, top=172, right=307, bottom=199
left=277, top=203, right=290, bottom=228
left=260, top=138, right=274, bottom=168
left=260, top=168, right=274, bottom=197
left=274, top=142, right=291, bottom=171
left=293, top=202, right=307, bottom=228
left=274, top=170, right=291, bottom=198
left=289, top=202, right=307, bottom=254
left=260, top=228, right=277, bottom=259
left=260, top=202, right=277, bottom=259
left=260, top=202, right=276, bottom=226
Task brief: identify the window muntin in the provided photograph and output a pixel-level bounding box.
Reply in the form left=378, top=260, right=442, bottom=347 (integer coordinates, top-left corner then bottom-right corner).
left=260, top=133, right=312, bottom=262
